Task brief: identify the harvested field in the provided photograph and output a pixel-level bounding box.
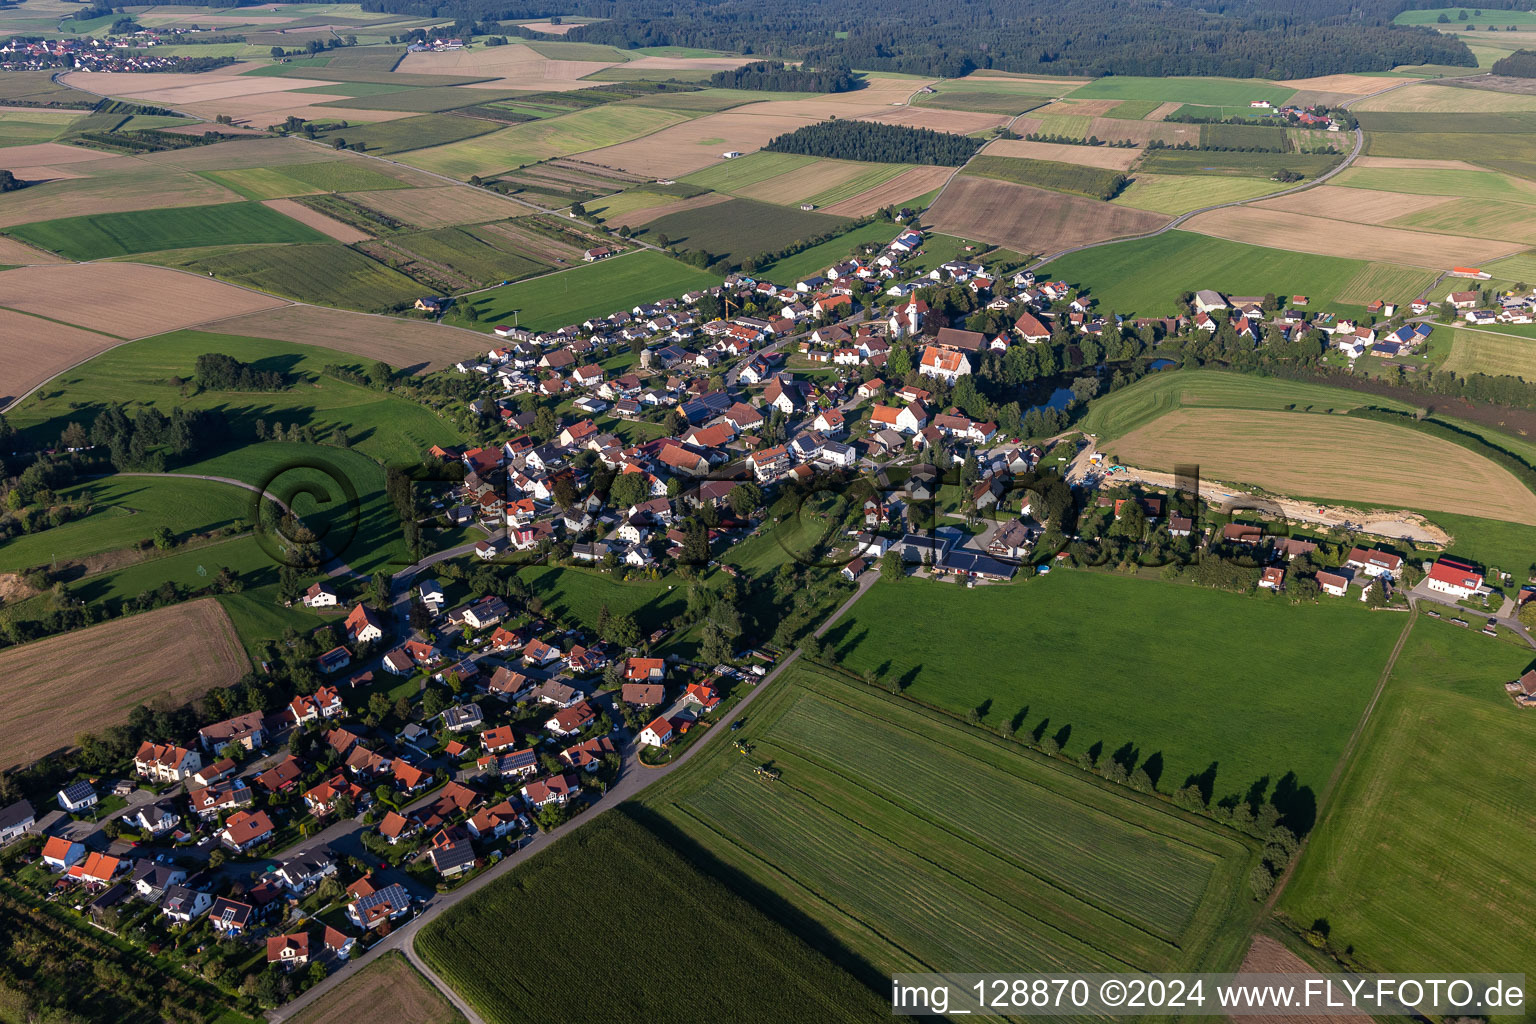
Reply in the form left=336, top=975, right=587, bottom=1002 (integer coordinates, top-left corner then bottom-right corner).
left=723, top=79, right=936, bottom=120
left=468, top=218, right=585, bottom=263
left=0, top=310, right=123, bottom=408
left=1145, top=101, right=1183, bottom=120
left=261, top=197, right=371, bottom=242
left=0, top=164, right=240, bottom=229
left=1354, top=81, right=1536, bottom=112
left=1281, top=73, right=1401, bottom=94
left=395, top=42, right=614, bottom=91
left=605, top=191, right=731, bottom=228
left=0, top=142, right=108, bottom=168
left=139, top=137, right=349, bottom=171
left=193, top=303, right=486, bottom=372
left=341, top=185, right=519, bottom=228
left=1181, top=206, right=1520, bottom=268
left=578, top=111, right=820, bottom=178
left=0, top=236, right=67, bottom=265
left=734, top=158, right=906, bottom=206
left=289, top=954, right=465, bottom=1024
left=1110, top=407, right=1536, bottom=523
left=1332, top=262, right=1440, bottom=306
left=0, top=599, right=248, bottom=769
left=619, top=55, right=755, bottom=71
left=1230, top=936, right=1363, bottom=1024
left=1031, top=98, right=1123, bottom=117
left=984, top=138, right=1140, bottom=170
left=400, top=105, right=691, bottom=179
left=1252, top=184, right=1451, bottom=225
left=0, top=262, right=286, bottom=338
left=855, top=106, right=1010, bottom=134
left=818, top=164, right=954, bottom=216
left=925, top=175, right=1168, bottom=257
left=1087, top=116, right=1198, bottom=145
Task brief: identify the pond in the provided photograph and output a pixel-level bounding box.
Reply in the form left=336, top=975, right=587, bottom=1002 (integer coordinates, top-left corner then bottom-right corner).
left=1148, top=358, right=1179, bottom=371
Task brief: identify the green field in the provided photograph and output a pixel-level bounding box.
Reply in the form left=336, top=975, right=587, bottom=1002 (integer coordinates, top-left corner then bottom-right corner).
left=1364, top=129, right=1536, bottom=180
left=681, top=151, right=818, bottom=191
left=524, top=39, right=632, bottom=62
left=963, top=154, right=1125, bottom=200
left=387, top=227, right=550, bottom=287
left=313, top=85, right=528, bottom=113
left=1077, top=369, right=1413, bottom=439
left=1039, top=230, right=1366, bottom=316
left=1106, top=98, right=1163, bottom=118
left=4, top=201, right=327, bottom=260
left=583, top=188, right=683, bottom=219
left=1394, top=6, right=1536, bottom=25
left=8, top=329, right=460, bottom=466
left=637, top=197, right=850, bottom=263
left=1036, top=113, right=1092, bottom=139
left=146, top=243, right=423, bottom=312
left=913, top=77, right=1064, bottom=113
left=0, top=476, right=251, bottom=574
left=198, top=160, right=408, bottom=200
left=1333, top=164, right=1536, bottom=204
left=1357, top=110, right=1536, bottom=134
left=1332, top=262, right=1441, bottom=306
left=1389, top=197, right=1536, bottom=244
left=519, top=565, right=686, bottom=636
left=754, top=220, right=905, bottom=281
left=629, top=88, right=809, bottom=112
left=829, top=572, right=1406, bottom=804
left=641, top=664, right=1259, bottom=979
left=1070, top=76, right=1297, bottom=107
left=0, top=108, right=83, bottom=146
left=1443, top=326, right=1536, bottom=378
left=1111, top=173, right=1281, bottom=214
left=399, top=105, right=690, bottom=179
left=467, top=250, right=718, bottom=332
left=416, top=811, right=887, bottom=1022
left=1135, top=149, right=1341, bottom=179
left=1278, top=616, right=1536, bottom=1014
left=1201, top=122, right=1294, bottom=151
left=1485, top=250, right=1536, bottom=282
left=316, top=113, right=500, bottom=155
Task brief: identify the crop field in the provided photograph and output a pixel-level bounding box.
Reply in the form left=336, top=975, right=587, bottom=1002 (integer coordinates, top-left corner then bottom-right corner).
left=1389, top=197, right=1536, bottom=244
left=262, top=198, right=372, bottom=243
left=0, top=599, right=247, bottom=769
left=291, top=953, right=464, bottom=1024
left=576, top=111, right=821, bottom=179
left=1332, top=262, right=1440, bottom=306
left=716, top=158, right=909, bottom=207
left=469, top=250, right=717, bottom=332
left=197, top=160, right=408, bottom=200
left=1442, top=327, right=1536, bottom=378
left=627, top=87, right=804, bottom=112
left=1354, top=82, right=1536, bottom=112
left=340, top=185, right=519, bottom=229
left=0, top=160, right=242, bottom=228
left=1253, top=184, right=1451, bottom=227
left=603, top=192, right=731, bottom=228
left=1182, top=206, right=1522, bottom=268
left=0, top=309, right=124, bottom=409
left=0, top=236, right=65, bottom=266
left=644, top=663, right=1258, bottom=979
left=1111, top=407, right=1536, bottom=523
left=985, top=137, right=1141, bottom=170
left=1039, top=231, right=1366, bottom=315
left=0, top=109, right=83, bottom=146
left=1135, top=149, right=1341, bottom=178
left=316, top=113, right=500, bottom=154
left=1356, top=110, right=1536, bottom=134
left=637, top=197, right=849, bottom=262
left=400, top=105, right=691, bottom=179
left=962, top=154, right=1126, bottom=199
left=1364, top=130, right=1536, bottom=180
left=362, top=225, right=549, bottom=291
left=1070, top=76, right=1297, bottom=107
left=148, top=242, right=422, bottom=312
left=926, top=175, right=1168, bottom=258
left=0, top=261, right=286, bottom=338
left=5, top=200, right=326, bottom=260
left=418, top=811, right=888, bottom=1023
left=913, top=82, right=1057, bottom=114
left=681, top=151, right=816, bottom=191
left=1034, top=113, right=1093, bottom=138
left=1332, top=164, right=1536, bottom=204
left=192, top=303, right=485, bottom=372
left=855, top=106, right=1012, bottom=134
left=1201, top=123, right=1295, bottom=150
left=817, top=164, right=953, bottom=216
left=829, top=571, right=1403, bottom=808
left=583, top=188, right=688, bottom=219
left=1279, top=618, right=1536, bottom=999
left=1110, top=173, right=1280, bottom=214
left=1485, top=251, right=1536, bottom=283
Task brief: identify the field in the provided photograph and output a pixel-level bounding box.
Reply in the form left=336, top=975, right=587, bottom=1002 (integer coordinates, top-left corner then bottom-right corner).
left=0, top=108, right=83, bottom=146
left=912, top=75, right=1068, bottom=113
left=680, top=150, right=816, bottom=191
left=1442, top=327, right=1536, bottom=378
left=1332, top=164, right=1536, bottom=204
left=1357, top=110, right=1536, bottom=134
left=1070, top=76, right=1297, bottom=107
left=399, top=105, right=691, bottom=179
left=5, top=200, right=326, bottom=260
left=925, top=175, right=1168, bottom=258
left=1252, top=184, right=1449, bottom=227
left=263, top=197, right=373, bottom=243
left=291, top=953, right=464, bottom=1024
left=962, top=154, right=1126, bottom=200
left=467, top=250, right=718, bottom=332
left=417, top=810, right=888, bottom=1022
left=575, top=111, right=821, bottom=179
left=636, top=197, right=848, bottom=260
left=1278, top=617, right=1536, bottom=1008
left=520, top=565, right=685, bottom=636
left=1396, top=6, right=1536, bottom=25
left=984, top=137, right=1140, bottom=170
left=0, top=262, right=287, bottom=338
left=197, top=159, right=409, bottom=200
left=642, top=663, right=1258, bottom=979
left=1110, top=173, right=1281, bottom=214
left=1109, top=407, right=1536, bottom=523
left=317, top=113, right=501, bottom=155
left=1354, top=81, right=1536, bottom=112
left=1182, top=205, right=1522, bottom=268
left=1134, top=149, right=1341, bottom=179
left=187, top=303, right=487, bottom=372
left=1363, top=129, right=1536, bottom=180
left=340, top=185, right=519, bottom=229
left=817, top=164, right=953, bottom=216
left=146, top=242, right=423, bottom=313
left=602, top=192, right=730, bottom=228
left=755, top=220, right=911, bottom=281
left=855, top=106, right=1012, bottom=134
left=0, top=309, right=125, bottom=409
left=1331, top=261, right=1440, bottom=305
left=0, top=599, right=248, bottom=769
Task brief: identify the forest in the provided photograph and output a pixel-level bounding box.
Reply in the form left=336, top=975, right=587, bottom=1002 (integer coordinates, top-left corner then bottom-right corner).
left=1491, top=49, right=1536, bottom=76
left=706, top=60, right=860, bottom=92
left=763, top=120, right=982, bottom=165
left=353, top=0, right=1483, bottom=78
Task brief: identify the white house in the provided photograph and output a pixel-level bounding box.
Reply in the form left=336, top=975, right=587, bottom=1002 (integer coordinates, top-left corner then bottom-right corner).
left=56, top=781, right=97, bottom=814
left=639, top=716, right=674, bottom=748
left=1425, top=557, right=1484, bottom=600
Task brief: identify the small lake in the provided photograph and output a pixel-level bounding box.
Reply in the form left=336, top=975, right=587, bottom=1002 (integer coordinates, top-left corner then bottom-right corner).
left=1148, top=358, right=1179, bottom=371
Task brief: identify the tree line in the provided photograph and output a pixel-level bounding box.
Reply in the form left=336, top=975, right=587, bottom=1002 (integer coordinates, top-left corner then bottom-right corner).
left=1491, top=48, right=1536, bottom=75
left=193, top=352, right=290, bottom=392
left=763, top=119, right=982, bottom=165
left=706, top=59, right=860, bottom=92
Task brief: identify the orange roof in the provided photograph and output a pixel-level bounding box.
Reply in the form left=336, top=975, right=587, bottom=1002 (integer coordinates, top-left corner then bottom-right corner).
left=41, top=836, right=75, bottom=861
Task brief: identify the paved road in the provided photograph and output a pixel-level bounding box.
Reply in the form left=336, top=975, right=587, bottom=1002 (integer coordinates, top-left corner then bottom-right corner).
left=1406, top=579, right=1536, bottom=649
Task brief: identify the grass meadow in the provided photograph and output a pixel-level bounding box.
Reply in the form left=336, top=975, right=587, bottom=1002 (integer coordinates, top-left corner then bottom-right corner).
left=826, top=573, right=1406, bottom=806
left=754, top=220, right=900, bottom=281
left=519, top=565, right=687, bottom=636
left=641, top=664, right=1259, bottom=980
left=400, top=105, right=690, bottom=179
left=1069, top=76, right=1296, bottom=107
left=5, top=201, right=327, bottom=260
left=467, top=250, right=719, bottom=331
left=636, top=197, right=849, bottom=262
left=1334, top=165, right=1536, bottom=204
left=963, top=154, right=1126, bottom=199
left=1278, top=616, right=1536, bottom=1014
left=1111, top=173, right=1281, bottom=214
left=1135, top=149, right=1341, bottom=179
left=316, top=114, right=500, bottom=155
left=198, top=161, right=408, bottom=201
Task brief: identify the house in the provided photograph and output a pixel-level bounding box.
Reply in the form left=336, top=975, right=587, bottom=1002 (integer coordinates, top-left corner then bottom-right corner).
left=0, top=800, right=35, bottom=844
left=683, top=682, right=721, bottom=712
left=302, top=582, right=339, bottom=608
left=1259, top=567, right=1285, bottom=590
left=546, top=700, right=596, bottom=737
left=267, top=933, right=310, bottom=969
left=560, top=736, right=616, bottom=772
left=1345, top=547, right=1403, bottom=578
left=124, top=801, right=180, bottom=837
left=1316, top=570, right=1351, bottom=597
left=134, top=742, right=202, bottom=783
left=442, top=703, right=485, bottom=733
left=1193, top=290, right=1229, bottom=313
left=428, top=836, right=477, bottom=878
left=467, top=801, right=523, bottom=840
left=304, top=773, right=364, bottom=817
left=130, top=859, right=187, bottom=901
left=1220, top=523, right=1264, bottom=546
left=1276, top=538, right=1318, bottom=561
left=188, top=779, right=253, bottom=818
left=621, top=682, right=665, bottom=707
left=639, top=716, right=674, bottom=748
left=919, top=346, right=972, bottom=382
left=256, top=756, right=303, bottom=793
left=463, top=596, right=509, bottom=631
left=68, top=852, right=123, bottom=888
left=478, top=748, right=540, bottom=780
left=209, top=898, right=253, bottom=937
left=749, top=444, right=791, bottom=482
left=160, top=884, right=213, bottom=925
left=323, top=925, right=356, bottom=961
left=1446, top=290, right=1479, bottom=310
left=220, top=810, right=275, bottom=852
left=841, top=557, right=868, bottom=581
left=346, top=880, right=412, bottom=929
left=42, top=836, right=85, bottom=871
left=523, top=638, right=562, bottom=667
left=56, top=781, right=97, bottom=814
left=378, top=810, right=418, bottom=845
left=988, top=519, right=1034, bottom=560
left=533, top=679, right=581, bottom=708
left=198, top=711, right=268, bottom=753
left=287, top=685, right=344, bottom=726
left=1426, top=556, right=1485, bottom=599
left=870, top=403, right=927, bottom=435
left=344, top=604, right=386, bottom=645
left=521, top=773, right=581, bottom=809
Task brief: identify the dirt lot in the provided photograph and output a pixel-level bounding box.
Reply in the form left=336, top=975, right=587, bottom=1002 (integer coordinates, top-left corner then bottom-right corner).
left=343, top=185, right=520, bottom=229
left=0, top=309, right=127, bottom=408
left=1183, top=205, right=1522, bottom=268
left=0, top=599, right=248, bottom=769
left=926, top=174, right=1168, bottom=256
left=262, top=197, right=372, bottom=242
left=0, top=263, right=287, bottom=338
left=1251, top=184, right=1451, bottom=224
left=856, top=106, right=1010, bottom=134
left=819, top=164, right=954, bottom=216
left=290, top=953, right=464, bottom=1024
left=1109, top=407, right=1536, bottom=524
left=983, top=138, right=1140, bottom=170
left=195, top=303, right=487, bottom=372
left=580, top=111, right=820, bottom=178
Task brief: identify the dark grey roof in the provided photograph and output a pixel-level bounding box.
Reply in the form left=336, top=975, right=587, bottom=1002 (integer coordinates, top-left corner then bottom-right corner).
left=0, top=799, right=35, bottom=831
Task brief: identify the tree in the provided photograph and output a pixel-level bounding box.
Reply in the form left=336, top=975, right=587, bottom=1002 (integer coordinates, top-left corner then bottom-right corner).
left=728, top=482, right=763, bottom=518
left=270, top=45, right=284, bottom=58
left=880, top=549, right=903, bottom=581
left=421, top=687, right=447, bottom=718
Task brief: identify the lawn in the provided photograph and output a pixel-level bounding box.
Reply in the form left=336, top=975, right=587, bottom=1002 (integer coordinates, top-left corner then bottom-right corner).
left=1111, top=173, right=1281, bottom=214
left=519, top=564, right=687, bottom=636
left=145, top=243, right=424, bottom=313
left=640, top=663, right=1259, bottom=980
left=635, top=197, right=850, bottom=263
left=827, top=572, right=1407, bottom=804
left=466, top=250, right=719, bottom=332
left=1278, top=616, right=1536, bottom=1007
left=1038, top=230, right=1367, bottom=316
left=4, top=201, right=327, bottom=260
left=415, top=811, right=888, bottom=1022
left=399, top=105, right=690, bottom=179
left=1069, top=76, right=1296, bottom=107
left=753, top=220, right=900, bottom=281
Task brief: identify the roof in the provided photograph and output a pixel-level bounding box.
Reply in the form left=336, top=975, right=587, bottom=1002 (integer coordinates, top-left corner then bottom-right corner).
left=266, top=933, right=309, bottom=961
left=1428, top=557, right=1483, bottom=589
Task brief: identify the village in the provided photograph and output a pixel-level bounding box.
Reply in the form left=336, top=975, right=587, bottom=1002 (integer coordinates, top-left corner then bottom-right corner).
left=0, top=34, right=239, bottom=73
